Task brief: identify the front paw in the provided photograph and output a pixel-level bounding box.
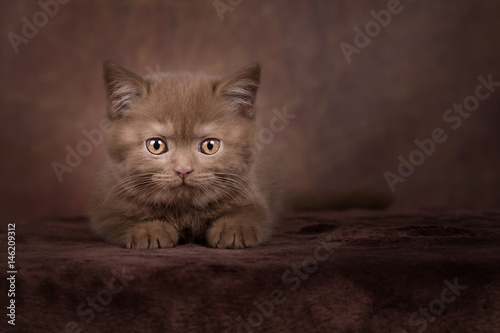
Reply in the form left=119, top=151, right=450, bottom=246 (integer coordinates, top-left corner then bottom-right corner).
left=125, top=220, right=178, bottom=249
left=207, top=217, right=261, bottom=249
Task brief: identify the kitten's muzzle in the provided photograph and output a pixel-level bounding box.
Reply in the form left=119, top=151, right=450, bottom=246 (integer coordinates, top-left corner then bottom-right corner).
left=174, top=168, right=193, bottom=180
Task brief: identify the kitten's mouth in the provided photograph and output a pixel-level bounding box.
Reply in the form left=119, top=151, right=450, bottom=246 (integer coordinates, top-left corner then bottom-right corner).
left=175, top=180, right=193, bottom=188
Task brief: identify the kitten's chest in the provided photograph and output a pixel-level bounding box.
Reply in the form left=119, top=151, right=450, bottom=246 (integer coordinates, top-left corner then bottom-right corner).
left=157, top=205, right=224, bottom=243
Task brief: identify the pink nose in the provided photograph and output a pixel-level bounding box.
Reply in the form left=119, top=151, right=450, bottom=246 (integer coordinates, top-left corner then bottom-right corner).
left=174, top=168, right=193, bottom=180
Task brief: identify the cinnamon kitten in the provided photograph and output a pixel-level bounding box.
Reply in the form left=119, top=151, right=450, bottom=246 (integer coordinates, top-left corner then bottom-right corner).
left=89, top=61, right=281, bottom=249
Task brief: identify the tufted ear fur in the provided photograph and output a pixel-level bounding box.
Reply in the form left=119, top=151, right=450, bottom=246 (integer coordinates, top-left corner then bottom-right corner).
left=103, top=61, right=148, bottom=119
left=215, top=63, right=261, bottom=118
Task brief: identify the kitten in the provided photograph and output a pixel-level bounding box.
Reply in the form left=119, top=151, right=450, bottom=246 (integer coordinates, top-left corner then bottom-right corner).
left=89, top=61, right=282, bottom=249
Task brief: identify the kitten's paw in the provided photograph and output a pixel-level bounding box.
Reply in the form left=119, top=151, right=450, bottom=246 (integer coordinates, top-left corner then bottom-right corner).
left=125, top=220, right=178, bottom=249
left=207, top=217, right=260, bottom=249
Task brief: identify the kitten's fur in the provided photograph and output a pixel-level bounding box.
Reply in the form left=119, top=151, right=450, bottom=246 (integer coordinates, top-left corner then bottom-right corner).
left=89, top=61, right=281, bottom=249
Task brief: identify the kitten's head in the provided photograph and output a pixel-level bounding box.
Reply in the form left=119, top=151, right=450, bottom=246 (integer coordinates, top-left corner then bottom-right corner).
left=102, top=61, right=261, bottom=208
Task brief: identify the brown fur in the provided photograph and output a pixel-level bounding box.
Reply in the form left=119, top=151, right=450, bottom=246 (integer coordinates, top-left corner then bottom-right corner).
left=89, top=62, right=282, bottom=249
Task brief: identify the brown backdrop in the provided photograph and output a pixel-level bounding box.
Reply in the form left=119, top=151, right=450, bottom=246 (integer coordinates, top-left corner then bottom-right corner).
left=1, top=0, right=499, bottom=219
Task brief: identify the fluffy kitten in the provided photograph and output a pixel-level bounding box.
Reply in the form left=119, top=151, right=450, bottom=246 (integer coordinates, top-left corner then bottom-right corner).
left=89, top=61, right=281, bottom=249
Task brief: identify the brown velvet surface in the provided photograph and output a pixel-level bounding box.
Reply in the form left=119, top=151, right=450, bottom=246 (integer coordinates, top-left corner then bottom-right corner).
left=4, top=210, right=500, bottom=332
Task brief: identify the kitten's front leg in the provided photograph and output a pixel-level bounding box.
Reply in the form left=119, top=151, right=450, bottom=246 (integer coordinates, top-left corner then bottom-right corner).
left=206, top=207, right=272, bottom=249
left=125, top=220, right=179, bottom=249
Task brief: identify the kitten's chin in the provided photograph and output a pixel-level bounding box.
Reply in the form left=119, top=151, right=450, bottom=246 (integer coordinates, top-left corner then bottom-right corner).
left=153, top=183, right=208, bottom=207
left=145, top=178, right=226, bottom=208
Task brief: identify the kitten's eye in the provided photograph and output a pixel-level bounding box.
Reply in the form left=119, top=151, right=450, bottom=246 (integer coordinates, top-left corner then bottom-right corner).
left=146, top=139, right=168, bottom=155
left=200, top=139, right=221, bottom=155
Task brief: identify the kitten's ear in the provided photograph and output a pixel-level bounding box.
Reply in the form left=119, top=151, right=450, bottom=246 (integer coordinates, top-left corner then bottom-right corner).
left=216, top=63, right=261, bottom=118
left=103, top=61, right=148, bottom=119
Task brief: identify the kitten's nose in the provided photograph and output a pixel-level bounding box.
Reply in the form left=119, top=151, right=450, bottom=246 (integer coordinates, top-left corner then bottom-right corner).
left=174, top=168, right=193, bottom=180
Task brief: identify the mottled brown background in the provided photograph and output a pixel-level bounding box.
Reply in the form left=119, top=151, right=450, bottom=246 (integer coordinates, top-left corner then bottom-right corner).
left=1, top=0, right=499, bottom=219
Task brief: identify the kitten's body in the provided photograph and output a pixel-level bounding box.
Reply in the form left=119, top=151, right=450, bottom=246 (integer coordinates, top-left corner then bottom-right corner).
left=90, top=62, right=281, bottom=249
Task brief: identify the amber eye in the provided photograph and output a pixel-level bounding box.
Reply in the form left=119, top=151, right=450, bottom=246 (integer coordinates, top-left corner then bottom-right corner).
left=200, top=139, right=221, bottom=155
left=146, top=139, right=168, bottom=155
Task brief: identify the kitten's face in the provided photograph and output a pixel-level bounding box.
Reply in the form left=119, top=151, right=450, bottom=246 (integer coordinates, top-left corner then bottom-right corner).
left=103, top=62, right=260, bottom=208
